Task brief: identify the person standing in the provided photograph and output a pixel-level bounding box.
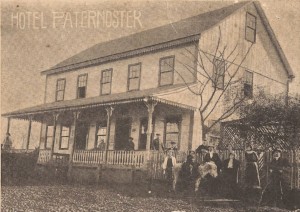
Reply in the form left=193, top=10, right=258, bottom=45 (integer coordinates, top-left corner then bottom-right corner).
left=162, top=149, right=177, bottom=192
left=263, top=149, right=289, bottom=207
left=152, top=133, right=164, bottom=151
left=245, top=145, right=260, bottom=189
left=223, top=152, right=240, bottom=198
left=203, top=145, right=222, bottom=196
left=125, top=137, right=135, bottom=151
left=204, top=145, right=222, bottom=173
left=2, top=133, right=12, bottom=150
left=180, top=153, right=199, bottom=192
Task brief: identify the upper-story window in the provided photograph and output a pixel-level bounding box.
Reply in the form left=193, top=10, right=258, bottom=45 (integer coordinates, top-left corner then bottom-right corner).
left=212, top=59, right=225, bottom=89
left=128, top=63, right=141, bottom=91
left=243, top=70, right=253, bottom=98
left=245, top=12, right=256, bottom=43
left=159, top=56, right=175, bottom=86
left=77, top=74, right=87, bottom=98
left=101, top=69, right=113, bottom=95
left=56, top=78, right=66, bottom=101
left=45, top=125, right=54, bottom=149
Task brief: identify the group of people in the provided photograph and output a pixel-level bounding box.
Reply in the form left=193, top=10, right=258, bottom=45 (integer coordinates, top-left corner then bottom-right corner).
left=161, top=144, right=290, bottom=206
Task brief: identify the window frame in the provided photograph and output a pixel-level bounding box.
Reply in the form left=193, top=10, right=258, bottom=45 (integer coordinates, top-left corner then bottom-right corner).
left=45, top=125, right=54, bottom=149
left=243, top=70, right=254, bottom=98
left=76, top=74, right=88, bottom=99
left=95, top=121, right=107, bottom=148
left=100, top=68, right=113, bottom=95
left=127, top=62, right=142, bottom=91
left=159, top=55, right=175, bottom=87
left=245, top=12, right=257, bottom=43
left=164, top=116, right=182, bottom=150
left=59, top=126, right=70, bottom=150
left=55, top=78, right=66, bottom=102
left=212, top=58, right=225, bottom=90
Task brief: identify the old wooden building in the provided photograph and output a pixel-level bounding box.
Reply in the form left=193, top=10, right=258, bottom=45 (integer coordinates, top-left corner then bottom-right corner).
left=2, top=1, right=295, bottom=182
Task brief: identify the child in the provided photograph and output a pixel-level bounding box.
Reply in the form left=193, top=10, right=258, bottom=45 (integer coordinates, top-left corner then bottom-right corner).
left=162, top=149, right=177, bottom=192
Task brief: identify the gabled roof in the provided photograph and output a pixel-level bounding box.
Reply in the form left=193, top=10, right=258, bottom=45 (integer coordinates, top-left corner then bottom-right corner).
left=42, top=1, right=250, bottom=75
left=2, top=83, right=197, bottom=119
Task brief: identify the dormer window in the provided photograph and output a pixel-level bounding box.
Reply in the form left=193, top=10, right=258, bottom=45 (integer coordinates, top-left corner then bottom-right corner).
left=77, top=74, right=87, bottom=99
left=245, top=12, right=256, bottom=43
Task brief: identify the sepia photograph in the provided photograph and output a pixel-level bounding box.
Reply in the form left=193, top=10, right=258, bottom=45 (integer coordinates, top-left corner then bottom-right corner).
left=1, top=0, right=300, bottom=211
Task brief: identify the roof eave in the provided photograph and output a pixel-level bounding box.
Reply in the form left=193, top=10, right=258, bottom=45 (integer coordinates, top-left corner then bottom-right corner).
left=253, top=1, right=295, bottom=79
left=41, top=35, right=201, bottom=76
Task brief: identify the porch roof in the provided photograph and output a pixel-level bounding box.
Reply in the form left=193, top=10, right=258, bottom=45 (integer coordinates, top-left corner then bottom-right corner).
left=2, top=84, right=197, bottom=119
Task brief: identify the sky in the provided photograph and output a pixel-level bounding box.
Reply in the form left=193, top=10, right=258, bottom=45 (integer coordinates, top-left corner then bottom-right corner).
left=1, top=0, right=300, bottom=148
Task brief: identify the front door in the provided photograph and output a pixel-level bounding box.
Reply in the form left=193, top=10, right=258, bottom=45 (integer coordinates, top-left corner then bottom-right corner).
left=115, top=118, right=131, bottom=150
left=75, top=121, right=89, bottom=150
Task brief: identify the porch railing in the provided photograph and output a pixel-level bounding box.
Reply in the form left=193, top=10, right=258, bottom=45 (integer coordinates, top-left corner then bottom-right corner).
left=106, top=150, right=147, bottom=167
left=73, top=150, right=105, bottom=165
left=37, top=149, right=51, bottom=164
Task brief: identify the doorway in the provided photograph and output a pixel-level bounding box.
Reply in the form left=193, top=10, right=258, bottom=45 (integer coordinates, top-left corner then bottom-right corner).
left=75, top=121, right=89, bottom=150
left=115, top=118, right=131, bottom=150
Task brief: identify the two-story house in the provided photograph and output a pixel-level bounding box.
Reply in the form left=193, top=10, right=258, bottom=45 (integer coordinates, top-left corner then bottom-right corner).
left=3, top=1, right=294, bottom=173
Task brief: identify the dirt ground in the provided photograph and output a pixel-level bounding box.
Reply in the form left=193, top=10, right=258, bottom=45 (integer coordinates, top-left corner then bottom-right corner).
left=1, top=182, right=289, bottom=212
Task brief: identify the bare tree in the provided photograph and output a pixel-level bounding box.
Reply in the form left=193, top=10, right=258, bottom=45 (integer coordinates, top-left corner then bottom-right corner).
left=173, top=26, right=253, bottom=143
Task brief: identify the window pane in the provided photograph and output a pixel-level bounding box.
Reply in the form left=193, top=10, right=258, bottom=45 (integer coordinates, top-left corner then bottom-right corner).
left=247, top=13, right=256, bottom=29
left=160, top=72, right=173, bottom=86
left=246, top=28, right=255, bottom=43
left=102, top=70, right=112, bottom=83
left=129, top=78, right=139, bottom=90
left=244, top=71, right=253, bottom=84
left=78, top=75, right=87, bottom=87
left=97, top=127, right=107, bottom=136
left=129, top=64, right=140, bottom=78
left=46, top=137, right=52, bottom=149
left=244, top=84, right=253, bottom=98
left=60, top=137, right=69, bottom=149
left=47, top=126, right=54, bottom=136
left=61, top=126, right=70, bottom=136
left=78, top=87, right=86, bottom=98
left=101, top=83, right=111, bottom=95
left=57, top=80, right=65, bottom=90
left=161, top=58, right=174, bottom=73
left=56, top=91, right=64, bottom=101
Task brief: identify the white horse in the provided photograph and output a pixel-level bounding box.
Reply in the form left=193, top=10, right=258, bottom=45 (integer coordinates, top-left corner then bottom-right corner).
left=173, top=161, right=218, bottom=192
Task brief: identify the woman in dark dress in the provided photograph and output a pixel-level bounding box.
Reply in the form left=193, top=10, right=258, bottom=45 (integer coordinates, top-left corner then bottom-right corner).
left=223, top=152, right=240, bottom=198
left=245, top=145, right=260, bottom=188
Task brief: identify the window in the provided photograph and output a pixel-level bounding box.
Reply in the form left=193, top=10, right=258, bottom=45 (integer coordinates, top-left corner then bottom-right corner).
left=245, top=12, right=256, bottom=43
left=212, top=59, right=225, bottom=89
left=164, top=117, right=181, bottom=149
left=243, top=70, right=253, bottom=98
left=128, top=63, right=141, bottom=91
left=159, top=56, right=175, bottom=86
left=60, top=126, right=70, bottom=149
left=56, top=79, right=66, bottom=101
left=45, top=125, right=54, bottom=149
left=77, top=74, right=87, bottom=98
left=101, top=69, right=113, bottom=95
left=95, top=122, right=107, bottom=149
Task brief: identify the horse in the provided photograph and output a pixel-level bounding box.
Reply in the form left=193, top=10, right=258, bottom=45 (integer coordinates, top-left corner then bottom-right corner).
left=173, top=161, right=218, bottom=192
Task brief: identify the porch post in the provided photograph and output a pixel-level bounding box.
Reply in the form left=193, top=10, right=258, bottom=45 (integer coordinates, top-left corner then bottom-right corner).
left=191, top=109, right=202, bottom=150
left=6, top=118, right=11, bottom=134
left=105, top=106, right=114, bottom=163
left=50, top=113, right=59, bottom=159
left=26, top=116, right=33, bottom=150
left=145, top=100, right=157, bottom=151
left=68, top=111, right=80, bottom=180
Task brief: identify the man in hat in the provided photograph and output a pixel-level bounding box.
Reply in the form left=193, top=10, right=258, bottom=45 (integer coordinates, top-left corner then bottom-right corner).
left=2, top=133, right=12, bottom=150
left=264, top=149, right=290, bottom=207
left=152, top=133, right=164, bottom=151
left=125, top=137, right=135, bottom=151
